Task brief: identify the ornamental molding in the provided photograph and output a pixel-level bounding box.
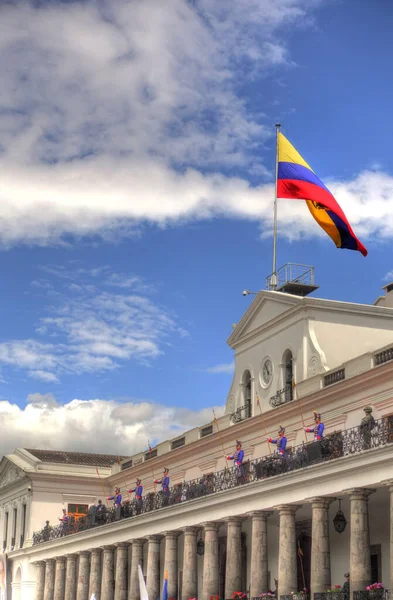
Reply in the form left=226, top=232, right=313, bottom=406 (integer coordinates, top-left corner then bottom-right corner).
left=0, top=463, right=25, bottom=489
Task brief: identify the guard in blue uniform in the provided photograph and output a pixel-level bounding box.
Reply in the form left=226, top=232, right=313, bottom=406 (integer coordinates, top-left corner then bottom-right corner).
left=305, top=411, right=324, bottom=440
left=107, top=486, right=122, bottom=507
left=128, top=478, right=143, bottom=513
left=266, top=426, right=287, bottom=456
left=226, top=440, right=245, bottom=480
left=226, top=439, right=244, bottom=466
left=154, top=467, right=170, bottom=496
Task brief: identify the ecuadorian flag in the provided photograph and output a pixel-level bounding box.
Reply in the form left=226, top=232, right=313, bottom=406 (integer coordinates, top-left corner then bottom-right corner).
left=277, top=133, right=367, bottom=257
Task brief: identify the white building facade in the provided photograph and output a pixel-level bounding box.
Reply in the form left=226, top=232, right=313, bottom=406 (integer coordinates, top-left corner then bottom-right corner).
left=3, top=284, right=393, bottom=600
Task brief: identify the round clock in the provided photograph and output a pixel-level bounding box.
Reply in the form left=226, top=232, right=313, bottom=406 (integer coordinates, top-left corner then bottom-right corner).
left=262, top=358, right=273, bottom=386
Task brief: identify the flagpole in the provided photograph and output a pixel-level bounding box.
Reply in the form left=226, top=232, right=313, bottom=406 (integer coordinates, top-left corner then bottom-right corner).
left=256, top=394, right=272, bottom=455
left=213, top=409, right=229, bottom=468
left=271, top=122, right=281, bottom=291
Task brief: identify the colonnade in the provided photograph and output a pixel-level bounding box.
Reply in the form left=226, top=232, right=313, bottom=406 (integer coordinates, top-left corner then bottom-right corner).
left=33, top=488, right=382, bottom=600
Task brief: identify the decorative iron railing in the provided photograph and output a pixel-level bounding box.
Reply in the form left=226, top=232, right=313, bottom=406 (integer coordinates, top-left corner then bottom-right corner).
left=230, top=404, right=251, bottom=424
left=353, top=590, right=391, bottom=600
left=375, top=346, right=393, bottom=366
left=314, top=593, right=345, bottom=600
left=269, top=384, right=293, bottom=408
left=32, top=417, right=392, bottom=545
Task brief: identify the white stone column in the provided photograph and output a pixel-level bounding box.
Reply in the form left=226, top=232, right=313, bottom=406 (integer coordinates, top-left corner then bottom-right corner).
left=225, top=517, right=242, bottom=599
left=164, top=532, right=179, bottom=600
left=115, top=543, right=130, bottom=600
left=349, top=489, right=375, bottom=595
left=181, top=528, right=198, bottom=600
left=146, top=536, right=161, bottom=600
left=89, top=548, right=102, bottom=600
left=249, top=511, right=272, bottom=597
left=44, top=559, right=56, bottom=600
left=54, top=557, right=66, bottom=600
left=102, top=545, right=116, bottom=600
left=310, top=498, right=334, bottom=597
left=77, top=551, right=90, bottom=600
left=129, top=539, right=145, bottom=600
left=202, top=522, right=219, bottom=600
left=277, top=505, right=301, bottom=599
left=65, top=555, right=78, bottom=600
left=34, top=561, right=46, bottom=600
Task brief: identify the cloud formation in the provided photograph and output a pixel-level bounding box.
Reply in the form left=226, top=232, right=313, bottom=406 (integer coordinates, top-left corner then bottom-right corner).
left=1, top=0, right=378, bottom=247
left=0, top=394, right=225, bottom=457
left=0, top=267, right=185, bottom=382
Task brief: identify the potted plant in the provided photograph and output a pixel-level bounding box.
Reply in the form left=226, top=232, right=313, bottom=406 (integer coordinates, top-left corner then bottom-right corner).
left=232, top=593, right=247, bottom=600
left=366, top=583, right=384, bottom=600
left=326, top=586, right=342, bottom=594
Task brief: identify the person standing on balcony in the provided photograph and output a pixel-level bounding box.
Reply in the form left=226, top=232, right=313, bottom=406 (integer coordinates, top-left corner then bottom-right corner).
left=342, top=573, right=350, bottom=600
left=304, top=411, right=324, bottom=440
left=128, top=478, right=143, bottom=512
left=266, top=426, right=287, bottom=456
left=154, top=467, right=170, bottom=496
left=360, top=406, right=375, bottom=450
left=107, top=486, right=122, bottom=507
left=226, top=439, right=245, bottom=480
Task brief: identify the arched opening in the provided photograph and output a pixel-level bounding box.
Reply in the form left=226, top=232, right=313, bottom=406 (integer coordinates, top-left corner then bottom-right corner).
left=242, top=370, right=252, bottom=418
left=283, top=350, right=293, bottom=402
left=11, top=566, right=21, bottom=600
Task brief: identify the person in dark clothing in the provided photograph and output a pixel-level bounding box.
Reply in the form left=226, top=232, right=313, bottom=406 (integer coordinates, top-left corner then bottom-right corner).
left=342, top=573, right=350, bottom=600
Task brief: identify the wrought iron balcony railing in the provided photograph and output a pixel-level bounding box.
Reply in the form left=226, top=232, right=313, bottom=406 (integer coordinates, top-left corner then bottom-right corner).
left=269, top=383, right=293, bottom=408
left=32, top=416, right=393, bottom=545
left=230, top=404, right=251, bottom=424
left=354, top=591, right=391, bottom=600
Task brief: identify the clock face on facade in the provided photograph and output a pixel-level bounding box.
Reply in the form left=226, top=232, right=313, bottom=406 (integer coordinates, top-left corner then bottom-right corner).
left=262, top=358, right=273, bottom=386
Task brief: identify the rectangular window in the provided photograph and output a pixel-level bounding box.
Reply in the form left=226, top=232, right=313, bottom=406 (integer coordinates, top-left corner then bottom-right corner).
left=20, top=504, right=27, bottom=548
left=145, top=448, right=157, bottom=461
left=3, top=512, right=8, bottom=551
left=200, top=424, right=213, bottom=438
left=12, top=508, right=17, bottom=547
left=171, top=436, right=185, bottom=450
left=121, top=459, right=133, bottom=471
left=67, top=504, right=88, bottom=520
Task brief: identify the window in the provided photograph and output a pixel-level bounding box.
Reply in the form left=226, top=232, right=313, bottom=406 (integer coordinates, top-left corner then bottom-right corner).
left=67, top=504, right=88, bottom=520
left=3, top=512, right=8, bottom=551
left=12, top=507, right=17, bottom=548
left=282, top=349, right=294, bottom=402
left=145, top=448, right=157, bottom=461
left=171, top=436, right=185, bottom=450
left=121, top=459, right=133, bottom=471
left=200, top=424, right=213, bottom=438
left=243, top=370, right=252, bottom=418
left=21, top=504, right=27, bottom=548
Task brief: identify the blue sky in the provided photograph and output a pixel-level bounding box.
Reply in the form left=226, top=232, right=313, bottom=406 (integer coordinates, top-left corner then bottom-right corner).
left=0, top=0, right=392, bottom=455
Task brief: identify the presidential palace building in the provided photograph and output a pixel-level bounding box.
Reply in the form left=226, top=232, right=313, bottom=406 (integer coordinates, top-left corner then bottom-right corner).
left=2, top=265, right=393, bottom=600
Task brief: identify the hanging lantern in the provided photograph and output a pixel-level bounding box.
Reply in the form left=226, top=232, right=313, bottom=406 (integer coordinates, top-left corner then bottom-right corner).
left=197, top=531, right=205, bottom=555
left=333, top=499, right=347, bottom=534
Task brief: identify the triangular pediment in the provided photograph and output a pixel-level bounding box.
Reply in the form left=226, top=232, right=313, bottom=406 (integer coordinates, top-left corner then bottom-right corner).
left=227, top=291, right=301, bottom=347
left=0, top=458, right=26, bottom=489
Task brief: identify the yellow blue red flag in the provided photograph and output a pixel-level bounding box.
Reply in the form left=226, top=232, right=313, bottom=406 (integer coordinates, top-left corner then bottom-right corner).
left=277, top=133, right=367, bottom=257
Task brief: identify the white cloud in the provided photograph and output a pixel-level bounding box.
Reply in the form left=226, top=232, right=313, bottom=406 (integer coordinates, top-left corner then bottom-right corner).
left=204, top=363, right=235, bottom=374
left=0, top=395, right=225, bottom=457
left=0, top=0, right=359, bottom=248
left=0, top=268, right=187, bottom=381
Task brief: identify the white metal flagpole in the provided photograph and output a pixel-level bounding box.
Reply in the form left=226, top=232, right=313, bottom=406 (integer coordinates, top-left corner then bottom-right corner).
left=271, top=122, right=281, bottom=290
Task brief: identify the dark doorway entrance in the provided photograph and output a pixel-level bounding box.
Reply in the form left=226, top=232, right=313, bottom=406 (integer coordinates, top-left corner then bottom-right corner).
left=297, top=532, right=311, bottom=593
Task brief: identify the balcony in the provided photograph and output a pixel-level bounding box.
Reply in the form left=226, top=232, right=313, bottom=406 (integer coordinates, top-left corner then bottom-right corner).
left=230, top=404, right=251, bottom=424
left=32, top=416, right=392, bottom=546
left=269, top=383, right=293, bottom=408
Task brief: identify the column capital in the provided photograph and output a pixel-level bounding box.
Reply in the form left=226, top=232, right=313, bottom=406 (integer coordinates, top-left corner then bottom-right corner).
left=181, top=526, right=198, bottom=534
left=88, top=547, right=102, bottom=555
left=116, top=541, right=130, bottom=548
left=65, top=553, right=78, bottom=560
left=346, top=488, right=376, bottom=500
left=309, top=497, right=336, bottom=508
left=223, top=516, right=243, bottom=525
left=146, top=535, right=162, bottom=543
left=129, top=538, right=146, bottom=546
left=34, top=560, right=46, bottom=566
left=45, top=558, right=55, bottom=564
left=201, top=521, right=219, bottom=531
left=101, top=544, right=116, bottom=551
left=275, top=504, right=302, bottom=515
left=382, top=479, right=393, bottom=490
left=78, top=550, right=90, bottom=557
left=163, top=530, right=182, bottom=538
left=247, top=510, right=273, bottom=520
left=54, top=556, right=66, bottom=563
